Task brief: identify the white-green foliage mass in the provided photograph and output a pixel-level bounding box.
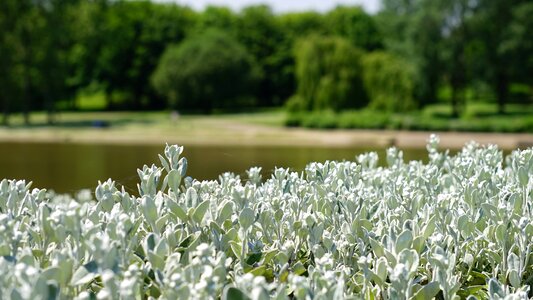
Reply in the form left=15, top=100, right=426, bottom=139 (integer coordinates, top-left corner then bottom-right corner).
left=0, top=135, right=532, bottom=299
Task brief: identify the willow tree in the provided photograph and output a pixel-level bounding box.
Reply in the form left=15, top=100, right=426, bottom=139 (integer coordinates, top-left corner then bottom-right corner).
left=362, top=51, right=416, bottom=112
left=291, top=35, right=367, bottom=112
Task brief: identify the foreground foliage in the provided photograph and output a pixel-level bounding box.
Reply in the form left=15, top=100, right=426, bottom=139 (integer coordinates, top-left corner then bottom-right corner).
left=0, top=136, right=532, bottom=299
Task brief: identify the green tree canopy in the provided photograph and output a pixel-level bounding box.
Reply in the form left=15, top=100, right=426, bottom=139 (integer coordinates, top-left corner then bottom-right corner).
left=278, top=11, right=325, bottom=40
left=470, top=0, right=531, bottom=112
left=291, top=35, right=367, bottom=111
left=502, top=2, right=533, bottom=87
left=377, top=0, right=445, bottom=108
left=325, top=6, right=382, bottom=51
left=0, top=0, right=79, bottom=124
left=194, top=5, right=237, bottom=32
left=151, top=30, right=258, bottom=113
left=235, top=5, right=288, bottom=106
left=93, top=1, right=196, bottom=110
left=378, top=0, right=532, bottom=115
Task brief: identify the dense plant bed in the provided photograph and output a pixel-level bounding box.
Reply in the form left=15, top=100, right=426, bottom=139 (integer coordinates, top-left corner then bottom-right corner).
left=286, top=110, right=533, bottom=132
left=0, top=136, right=532, bottom=299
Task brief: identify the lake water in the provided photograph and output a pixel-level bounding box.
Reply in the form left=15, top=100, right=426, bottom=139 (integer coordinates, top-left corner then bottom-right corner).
left=0, top=142, right=428, bottom=194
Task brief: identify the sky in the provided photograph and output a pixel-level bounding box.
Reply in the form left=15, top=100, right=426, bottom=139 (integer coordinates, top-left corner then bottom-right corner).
left=170, top=0, right=381, bottom=14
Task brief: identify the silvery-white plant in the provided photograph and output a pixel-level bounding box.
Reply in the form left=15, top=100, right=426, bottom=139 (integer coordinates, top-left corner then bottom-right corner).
left=0, top=136, right=532, bottom=299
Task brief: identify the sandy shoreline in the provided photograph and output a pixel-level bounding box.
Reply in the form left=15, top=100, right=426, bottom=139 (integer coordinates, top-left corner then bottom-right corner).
left=0, top=120, right=531, bottom=150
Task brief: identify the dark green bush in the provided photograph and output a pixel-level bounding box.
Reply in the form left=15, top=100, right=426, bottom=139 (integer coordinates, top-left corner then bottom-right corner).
left=285, top=95, right=307, bottom=113
left=287, top=107, right=533, bottom=133
left=337, top=111, right=391, bottom=129
left=299, top=111, right=338, bottom=129
left=285, top=112, right=303, bottom=127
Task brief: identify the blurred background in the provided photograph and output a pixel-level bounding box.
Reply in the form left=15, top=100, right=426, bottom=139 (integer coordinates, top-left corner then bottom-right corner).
left=0, top=0, right=531, bottom=193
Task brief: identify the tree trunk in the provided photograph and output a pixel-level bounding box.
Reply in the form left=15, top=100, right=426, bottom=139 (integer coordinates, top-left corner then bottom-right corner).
left=46, top=96, right=55, bottom=125
left=451, top=86, right=460, bottom=118
left=105, top=89, right=112, bottom=110
left=23, top=109, right=30, bottom=125
left=70, top=95, right=77, bottom=110
left=1, top=97, right=9, bottom=126
left=21, top=24, right=32, bottom=126
left=496, top=72, right=508, bottom=114
left=203, top=96, right=213, bottom=114
left=47, top=111, right=54, bottom=125
left=2, top=112, right=9, bottom=126
left=132, top=88, right=143, bottom=110
left=22, top=79, right=30, bottom=126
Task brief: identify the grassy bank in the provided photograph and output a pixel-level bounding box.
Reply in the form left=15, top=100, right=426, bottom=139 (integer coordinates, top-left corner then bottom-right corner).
left=0, top=109, right=532, bottom=150
left=287, top=103, right=533, bottom=132
left=0, top=110, right=294, bottom=146
left=2, top=109, right=285, bottom=128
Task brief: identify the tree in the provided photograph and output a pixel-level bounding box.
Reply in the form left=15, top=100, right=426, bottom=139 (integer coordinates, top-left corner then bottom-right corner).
left=194, top=5, right=237, bottom=33
left=472, top=0, right=531, bottom=113
left=325, top=6, right=382, bottom=51
left=501, top=2, right=533, bottom=96
left=378, top=0, right=531, bottom=115
left=94, top=1, right=196, bottom=110
left=439, top=0, right=476, bottom=118
left=63, top=0, right=104, bottom=110
left=276, top=12, right=327, bottom=106
left=151, top=30, right=258, bottom=113
left=36, top=0, right=82, bottom=124
left=291, top=35, right=367, bottom=111
left=0, top=0, right=34, bottom=124
left=377, top=0, right=445, bottom=108
left=362, top=51, right=416, bottom=112
left=278, top=11, right=325, bottom=40
left=0, top=0, right=63, bottom=125
left=0, top=0, right=24, bottom=125
left=236, top=5, right=289, bottom=106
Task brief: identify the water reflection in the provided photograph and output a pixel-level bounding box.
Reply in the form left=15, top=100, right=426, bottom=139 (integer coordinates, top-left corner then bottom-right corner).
left=0, top=142, right=428, bottom=193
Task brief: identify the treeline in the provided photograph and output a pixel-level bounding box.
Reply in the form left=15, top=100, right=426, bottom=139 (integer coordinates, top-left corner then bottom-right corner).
left=0, top=0, right=531, bottom=125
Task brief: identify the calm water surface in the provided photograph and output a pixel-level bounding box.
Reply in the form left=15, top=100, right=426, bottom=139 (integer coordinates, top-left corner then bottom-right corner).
left=0, top=142, right=428, bottom=194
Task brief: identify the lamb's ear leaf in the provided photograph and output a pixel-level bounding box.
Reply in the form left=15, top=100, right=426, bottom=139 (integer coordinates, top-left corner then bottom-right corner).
left=395, top=230, right=413, bottom=253
left=410, top=281, right=440, bottom=300
left=192, top=200, right=210, bottom=224
left=222, top=286, right=251, bottom=300
left=159, top=154, right=170, bottom=172
left=239, top=207, right=255, bottom=231
left=488, top=278, right=505, bottom=298
left=71, top=261, right=99, bottom=286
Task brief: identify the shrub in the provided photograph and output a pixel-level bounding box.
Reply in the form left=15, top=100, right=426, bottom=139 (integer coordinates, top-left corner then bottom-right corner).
left=284, top=95, right=307, bottom=113
left=337, top=110, right=391, bottom=129
left=0, top=140, right=532, bottom=299
left=151, top=29, right=258, bottom=113
left=284, top=112, right=303, bottom=127
left=299, top=110, right=338, bottom=129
